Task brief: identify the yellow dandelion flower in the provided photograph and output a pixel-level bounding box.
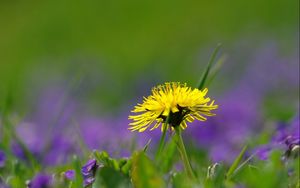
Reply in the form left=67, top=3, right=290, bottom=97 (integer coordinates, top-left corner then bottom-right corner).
left=128, top=82, right=218, bottom=132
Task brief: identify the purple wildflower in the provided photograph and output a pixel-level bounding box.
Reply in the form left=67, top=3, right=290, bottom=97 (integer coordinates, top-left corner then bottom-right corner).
left=0, top=150, right=6, bottom=167
left=81, top=159, right=98, bottom=181
left=272, top=115, right=300, bottom=159
left=81, top=159, right=98, bottom=176
left=64, top=170, right=75, bottom=180
left=63, top=159, right=100, bottom=186
left=255, top=145, right=272, bottom=161
left=28, top=173, right=52, bottom=188
left=283, top=135, right=300, bottom=159
left=81, top=159, right=99, bottom=187
left=83, top=177, right=95, bottom=187
left=254, top=113, right=300, bottom=160
left=0, top=180, right=9, bottom=188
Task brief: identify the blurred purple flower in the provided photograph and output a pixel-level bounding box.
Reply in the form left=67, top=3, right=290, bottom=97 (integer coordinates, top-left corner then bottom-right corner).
left=254, top=113, right=300, bottom=160
left=273, top=115, right=300, bottom=159
left=64, top=170, right=75, bottom=180
left=0, top=179, right=9, bottom=188
left=0, top=150, right=6, bottom=167
left=42, top=135, right=76, bottom=165
left=13, top=122, right=77, bottom=166
left=186, top=89, right=261, bottom=163
left=254, top=145, right=272, bottom=160
left=28, top=173, right=52, bottom=188
left=13, top=86, right=81, bottom=166
left=79, top=117, right=115, bottom=151
left=14, top=84, right=138, bottom=166
left=112, top=112, right=163, bottom=155
left=187, top=43, right=298, bottom=163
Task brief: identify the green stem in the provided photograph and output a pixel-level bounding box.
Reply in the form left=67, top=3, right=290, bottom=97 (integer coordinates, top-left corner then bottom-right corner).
left=174, top=126, right=195, bottom=179
left=155, top=122, right=168, bottom=160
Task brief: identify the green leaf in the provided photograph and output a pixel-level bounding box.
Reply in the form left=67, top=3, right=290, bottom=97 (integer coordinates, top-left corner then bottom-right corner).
left=226, top=145, right=247, bottom=180
left=237, top=150, right=289, bottom=188
left=197, top=43, right=222, bottom=90
left=93, top=150, right=119, bottom=171
left=7, top=175, right=24, bottom=188
left=94, top=150, right=109, bottom=162
left=93, top=166, right=131, bottom=188
left=172, top=172, right=195, bottom=188
left=120, top=158, right=132, bottom=176
left=94, top=150, right=133, bottom=176
left=204, top=163, right=226, bottom=188
left=131, top=151, right=165, bottom=188
left=72, top=155, right=83, bottom=188
left=158, top=138, right=177, bottom=173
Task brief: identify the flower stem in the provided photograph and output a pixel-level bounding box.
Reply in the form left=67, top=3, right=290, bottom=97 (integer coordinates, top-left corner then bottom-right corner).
left=155, top=122, right=168, bottom=160
left=174, top=126, right=195, bottom=179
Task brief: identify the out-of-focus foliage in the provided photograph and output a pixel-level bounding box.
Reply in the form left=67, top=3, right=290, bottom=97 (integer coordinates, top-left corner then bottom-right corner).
left=0, top=0, right=298, bottom=111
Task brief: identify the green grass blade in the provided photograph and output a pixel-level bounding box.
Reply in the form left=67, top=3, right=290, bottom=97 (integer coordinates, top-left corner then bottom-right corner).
left=206, top=54, right=227, bottom=86
left=143, top=139, right=152, bottom=152
left=197, top=43, right=222, bottom=90
left=232, top=152, right=256, bottom=177
left=226, top=145, right=247, bottom=180
left=72, top=155, right=83, bottom=188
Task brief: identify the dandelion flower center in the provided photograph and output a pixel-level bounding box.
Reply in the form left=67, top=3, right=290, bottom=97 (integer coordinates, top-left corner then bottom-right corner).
left=128, top=82, right=218, bottom=132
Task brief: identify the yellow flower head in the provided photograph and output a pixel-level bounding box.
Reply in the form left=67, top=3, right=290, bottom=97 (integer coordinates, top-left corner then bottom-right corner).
left=128, top=82, right=218, bottom=132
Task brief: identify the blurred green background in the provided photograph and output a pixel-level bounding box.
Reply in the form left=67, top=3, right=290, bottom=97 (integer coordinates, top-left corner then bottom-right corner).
left=0, top=0, right=298, bottom=113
